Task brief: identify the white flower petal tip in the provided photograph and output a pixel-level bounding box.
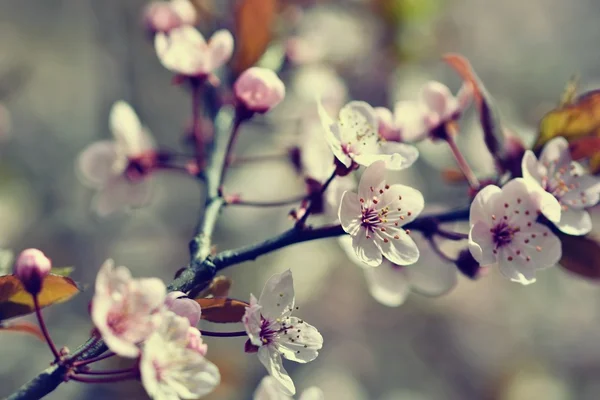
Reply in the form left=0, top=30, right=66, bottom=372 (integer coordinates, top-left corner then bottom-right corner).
left=243, top=271, right=323, bottom=396
left=468, top=178, right=562, bottom=285
left=155, top=26, right=234, bottom=77
left=234, top=67, right=286, bottom=114
left=253, top=376, right=324, bottom=400
left=338, top=161, right=423, bottom=267
left=141, top=312, right=220, bottom=399
left=91, top=260, right=167, bottom=357
left=77, top=101, right=156, bottom=216
left=319, top=100, right=419, bottom=170
left=521, top=137, right=600, bottom=236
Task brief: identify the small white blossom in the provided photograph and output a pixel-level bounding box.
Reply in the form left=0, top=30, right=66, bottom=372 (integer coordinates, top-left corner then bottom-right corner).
left=155, top=26, right=234, bottom=77
left=254, top=376, right=324, bottom=400
left=318, top=100, right=418, bottom=170
left=338, top=160, right=424, bottom=267
left=141, top=311, right=220, bottom=400
left=522, top=137, right=600, bottom=235
left=77, top=101, right=155, bottom=216
left=339, top=235, right=457, bottom=307
left=468, top=178, right=562, bottom=285
left=243, top=270, right=323, bottom=396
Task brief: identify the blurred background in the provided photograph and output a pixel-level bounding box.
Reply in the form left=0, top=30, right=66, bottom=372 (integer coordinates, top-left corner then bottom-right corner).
left=1, top=0, right=600, bottom=399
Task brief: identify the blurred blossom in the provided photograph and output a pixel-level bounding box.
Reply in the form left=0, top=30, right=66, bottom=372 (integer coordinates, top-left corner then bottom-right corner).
left=143, top=0, right=197, bottom=34
left=318, top=101, right=419, bottom=169
left=254, top=376, right=324, bottom=400
left=291, top=65, right=347, bottom=114
left=234, top=67, right=286, bottom=114
left=141, top=311, right=220, bottom=400
left=243, top=270, right=323, bottom=396
left=92, top=260, right=166, bottom=358
left=77, top=101, right=155, bottom=216
left=155, top=27, right=234, bottom=77
left=522, top=137, right=600, bottom=236
left=293, top=6, right=379, bottom=64
left=0, top=103, right=11, bottom=141
left=468, top=179, right=561, bottom=285
left=339, top=234, right=457, bottom=306
left=339, top=161, right=424, bottom=267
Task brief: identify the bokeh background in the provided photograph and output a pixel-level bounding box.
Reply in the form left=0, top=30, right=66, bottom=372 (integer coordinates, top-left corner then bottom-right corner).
left=1, top=0, right=600, bottom=399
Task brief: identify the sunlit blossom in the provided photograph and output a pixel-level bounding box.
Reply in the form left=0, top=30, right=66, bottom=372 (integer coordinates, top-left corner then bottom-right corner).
left=243, top=270, right=323, bottom=396
left=254, top=376, right=324, bottom=400
left=339, top=161, right=424, bottom=267
left=468, top=178, right=562, bottom=285
left=522, top=137, right=600, bottom=235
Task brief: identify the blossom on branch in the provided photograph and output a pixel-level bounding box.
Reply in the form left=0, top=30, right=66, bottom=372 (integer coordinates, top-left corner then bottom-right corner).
left=14, top=248, right=51, bottom=295
left=155, top=26, right=234, bottom=78
left=91, top=260, right=166, bottom=358
left=243, top=270, right=323, bottom=396
left=339, top=235, right=457, bottom=306
left=234, top=67, right=286, bottom=114
left=468, top=178, right=562, bottom=285
left=338, top=160, right=424, bottom=267
left=144, top=0, right=197, bottom=34
left=375, top=81, right=471, bottom=142
left=77, top=101, right=156, bottom=216
left=522, top=137, right=600, bottom=235
left=254, top=376, right=324, bottom=400
left=141, top=311, right=220, bottom=400
left=317, top=100, right=419, bottom=170
left=165, top=291, right=202, bottom=327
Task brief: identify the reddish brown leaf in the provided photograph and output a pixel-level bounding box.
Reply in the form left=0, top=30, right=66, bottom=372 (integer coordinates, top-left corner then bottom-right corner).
left=0, top=274, right=81, bottom=321
left=558, top=232, right=600, bottom=280
left=233, top=0, right=278, bottom=74
left=196, top=298, right=249, bottom=323
left=443, top=53, right=505, bottom=161
left=441, top=168, right=467, bottom=184
left=0, top=321, right=45, bottom=341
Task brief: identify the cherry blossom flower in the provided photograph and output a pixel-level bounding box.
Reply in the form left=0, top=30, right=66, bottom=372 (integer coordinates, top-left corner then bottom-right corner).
left=243, top=270, right=323, bottom=396
left=317, top=100, right=419, bottom=170
left=186, top=326, right=208, bottom=356
left=374, top=81, right=471, bottom=143
left=144, top=0, right=197, bottom=34
left=165, top=291, right=202, bottom=327
left=254, top=376, right=324, bottom=400
left=155, top=26, right=234, bottom=77
left=141, top=311, right=220, bottom=400
left=522, top=137, right=600, bottom=235
left=338, top=160, right=424, bottom=267
left=77, top=101, right=155, bottom=216
left=339, top=235, right=457, bottom=306
left=468, top=178, right=562, bottom=285
left=234, top=67, right=285, bottom=114
left=91, top=259, right=166, bottom=358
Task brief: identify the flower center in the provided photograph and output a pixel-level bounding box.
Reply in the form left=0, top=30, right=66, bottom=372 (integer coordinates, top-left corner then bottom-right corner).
left=361, top=207, right=381, bottom=231
left=491, top=222, right=518, bottom=248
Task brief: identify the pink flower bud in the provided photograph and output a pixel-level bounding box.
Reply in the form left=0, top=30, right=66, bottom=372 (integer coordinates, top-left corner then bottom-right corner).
left=165, top=291, right=202, bottom=327
left=234, top=67, right=285, bottom=114
left=143, top=2, right=182, bottom=34
left=15, top=249, right=51, bottom=295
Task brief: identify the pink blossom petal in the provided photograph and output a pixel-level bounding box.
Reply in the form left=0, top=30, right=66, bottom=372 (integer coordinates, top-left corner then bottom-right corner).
left=374, top=107, right=398, bottom=141
left=94, top=176, right=152, bottom=216
left=539, top=137, right=570, bottom=167
left=258, top=347, right=295, bottom=396
left=110, top=101, right=148, bottom=156
left=77, top=141, right=119, bottom=188
left=207, top=30, right=234, bottom=71
left=243, top=294, right=263, bottom=347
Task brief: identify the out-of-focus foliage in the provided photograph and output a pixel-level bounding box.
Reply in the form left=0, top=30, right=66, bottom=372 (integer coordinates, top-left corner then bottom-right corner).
left=0, top=274, right=80, bottom=321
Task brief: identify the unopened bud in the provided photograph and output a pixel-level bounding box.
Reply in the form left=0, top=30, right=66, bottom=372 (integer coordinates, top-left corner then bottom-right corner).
left=15, top=248, right=51, bottom=295
left=165, top=291, right=202, bottom=327
left=455, top=249, right=481, bottom=279
left=143, top=0, right=196, bottom=35
left=234, top=67, right=285, bottom=115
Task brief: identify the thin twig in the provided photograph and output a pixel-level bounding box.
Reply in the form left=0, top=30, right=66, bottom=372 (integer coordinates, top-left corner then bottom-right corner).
left=295, top=169, right=337, bottom=228
left=200, top=330, right=248, bottom=337
left=33, top=296, right=60, bottom=361
left=446, top=133, right=480, bottom=189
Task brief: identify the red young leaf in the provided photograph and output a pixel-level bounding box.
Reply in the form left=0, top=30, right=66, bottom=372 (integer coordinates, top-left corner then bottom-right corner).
left=0, top=274, right=81, bottom=321
left=0, top=321, right=45, bottom=341
left=196, top=298, right=249, bottom=323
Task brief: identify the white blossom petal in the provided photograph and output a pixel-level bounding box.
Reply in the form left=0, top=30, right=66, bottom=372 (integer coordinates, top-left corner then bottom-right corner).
left=357, top=160, right=387, bottom=199
left=298, top=387, right=325, bottom=400
left=338, top=191, right=362, bottom=235
left=258, top=347, right=296, bottom=396
left=373, top=229, right=419, bottom=266
left=406, top=260, right=458, bottom=297
left=363, top=264, right=410, bottom=307
left=77, top=141, right=119, bottom=188
left=469, top=185, right=501, bottom=225
left=254, top=376, right=293, bottom=400
left=468, top=220, right=497, bottom=266
left=556, top=208, right=592, bottom=235
left=352, top=232, right=382, bottom=266
left=277, top=317, right=323, bottom=363
left=258, top=270, right=295, bottom=320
